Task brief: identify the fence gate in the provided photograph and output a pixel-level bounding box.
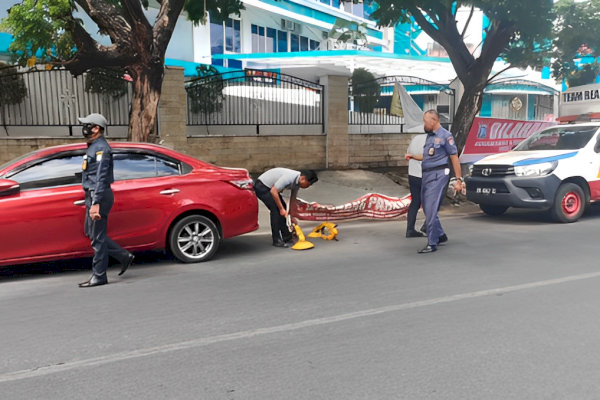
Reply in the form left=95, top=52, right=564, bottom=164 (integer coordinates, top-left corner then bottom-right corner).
left=348, top=76, right=455, bottom=132
left=186, top=70, right=324, bottom=132
left=0, top=66, right=132, bottom=137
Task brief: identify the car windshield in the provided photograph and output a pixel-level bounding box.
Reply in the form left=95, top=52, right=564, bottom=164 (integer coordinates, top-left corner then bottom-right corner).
left=513, top=126, right=599, bottom=151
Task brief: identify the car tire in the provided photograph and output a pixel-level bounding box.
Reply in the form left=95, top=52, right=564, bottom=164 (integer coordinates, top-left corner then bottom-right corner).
left=551, top=183, right=585, bottom=223
left=169, top=215, right=220, bottom=263
left=479, top=204, right=509, bottom=216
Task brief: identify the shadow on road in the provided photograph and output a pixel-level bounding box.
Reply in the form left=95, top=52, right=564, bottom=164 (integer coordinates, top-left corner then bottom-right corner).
left=0, top=234, right=273, bottom=283
left=459, top=202, right=600, bottom=225
left=0, top=251, right=175, bottom=282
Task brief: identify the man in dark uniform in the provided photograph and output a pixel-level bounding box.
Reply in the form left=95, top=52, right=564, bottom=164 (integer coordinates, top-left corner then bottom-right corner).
left=254, top=168, right=318, bottom=248
left=78, top=113, right=134, bottom=287
left=408, top=110, right=464, bottom=254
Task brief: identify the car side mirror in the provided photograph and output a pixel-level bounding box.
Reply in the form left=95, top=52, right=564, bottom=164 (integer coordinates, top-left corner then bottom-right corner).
left=0, top=179, right=20, bottom=197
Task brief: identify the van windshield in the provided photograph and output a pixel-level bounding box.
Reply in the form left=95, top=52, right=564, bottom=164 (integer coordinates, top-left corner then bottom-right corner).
left=513, top=126, right=599, bottom=151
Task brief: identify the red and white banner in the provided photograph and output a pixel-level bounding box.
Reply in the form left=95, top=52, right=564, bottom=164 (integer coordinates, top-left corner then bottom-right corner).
left=460, top=117, right=556, bottom=164
left=295, top=193, right=411, bottom=221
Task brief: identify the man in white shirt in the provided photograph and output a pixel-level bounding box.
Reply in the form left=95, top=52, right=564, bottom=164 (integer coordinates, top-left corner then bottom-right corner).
left=405, top=133, right=427, bottom=237
left=254, top=168, right=318, bottom=247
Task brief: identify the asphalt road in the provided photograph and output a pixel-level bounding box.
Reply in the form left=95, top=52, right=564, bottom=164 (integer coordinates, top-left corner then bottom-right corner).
left=2, top=206, right=600, bottom=399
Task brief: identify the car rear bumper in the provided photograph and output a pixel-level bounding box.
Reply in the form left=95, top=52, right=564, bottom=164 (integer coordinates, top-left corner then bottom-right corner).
left=465, top=174, right=561, bottom=209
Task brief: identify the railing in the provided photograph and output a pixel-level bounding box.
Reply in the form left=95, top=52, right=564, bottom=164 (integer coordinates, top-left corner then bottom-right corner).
left=186, top=70, right=324, bottom=130
left=349, top=76, right=455, bottom=128
left=0, top=66, right=132, bottom=133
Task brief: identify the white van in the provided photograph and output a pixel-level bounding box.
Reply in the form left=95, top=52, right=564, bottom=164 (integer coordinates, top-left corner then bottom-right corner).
left=465, top=123, right=600, bottom=223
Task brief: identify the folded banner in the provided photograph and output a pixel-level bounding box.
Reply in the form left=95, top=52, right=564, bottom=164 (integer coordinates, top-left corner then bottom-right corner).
left=460, top=117, right=556, bottom=164
left=295, top=193, right=412, bottom=221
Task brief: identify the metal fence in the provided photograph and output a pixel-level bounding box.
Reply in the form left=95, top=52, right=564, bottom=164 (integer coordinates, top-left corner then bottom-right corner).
left=349, top=76, right=455, bottom=129
left=0, top=66, right=132, bottom=134
left=186, top=70, right=324, bottom=129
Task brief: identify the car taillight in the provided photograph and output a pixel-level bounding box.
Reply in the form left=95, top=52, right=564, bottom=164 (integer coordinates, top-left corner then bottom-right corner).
left=226, top=179, right=254, bottom=190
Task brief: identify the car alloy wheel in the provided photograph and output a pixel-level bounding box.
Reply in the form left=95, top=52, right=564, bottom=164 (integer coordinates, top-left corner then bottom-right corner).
left=169, top=215, right=220, bottom=263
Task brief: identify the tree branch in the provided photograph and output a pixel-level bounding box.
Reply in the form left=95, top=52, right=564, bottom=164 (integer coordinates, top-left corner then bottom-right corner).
left=408, top=5, right=474, bottom=82
left=62, top=14, right=136, bottom=75
left=461, top=5, right=475, bottom=38
left=487, top=65, right=515, bottom=84
left=153, top=0, right=187, bottom=56
left=74, top=0, right=133, bottom=46
left=121, top=0, right=152, bottom=31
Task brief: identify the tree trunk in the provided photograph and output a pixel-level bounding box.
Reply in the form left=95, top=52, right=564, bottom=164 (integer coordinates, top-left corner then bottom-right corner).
left=451, top=74, right=487, bottom=154
left=127, top=63, right=165, bottom=142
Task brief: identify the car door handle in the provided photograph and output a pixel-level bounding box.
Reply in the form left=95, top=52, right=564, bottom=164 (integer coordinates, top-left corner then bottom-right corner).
left=160, top=189, right=180, bottom=195
left=74, top=200, right=86, bottom=206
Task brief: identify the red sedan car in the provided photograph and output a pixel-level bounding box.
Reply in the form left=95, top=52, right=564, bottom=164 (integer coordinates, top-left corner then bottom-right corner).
left=0, top=142, right=258, bottom=267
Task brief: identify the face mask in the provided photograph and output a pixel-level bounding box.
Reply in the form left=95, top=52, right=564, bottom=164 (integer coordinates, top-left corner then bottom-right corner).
left=82, top=124, right=95, bottom=139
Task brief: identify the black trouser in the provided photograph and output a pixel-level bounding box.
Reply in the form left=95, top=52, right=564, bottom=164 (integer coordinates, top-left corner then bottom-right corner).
left=84, top=190, right=131, bottom=279
left=407, top=175, right=422, bottom=233
left=254, top=180, right=292, bottom=244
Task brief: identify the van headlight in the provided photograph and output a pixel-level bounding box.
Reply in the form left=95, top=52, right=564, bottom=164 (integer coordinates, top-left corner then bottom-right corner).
left=514, top=161, right=557, bottom=177
left=468, top=164, right=474, bottom=177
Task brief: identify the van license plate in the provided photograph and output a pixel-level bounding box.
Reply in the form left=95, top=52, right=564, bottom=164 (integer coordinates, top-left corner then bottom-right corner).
left=477, top=188, right=496, bottom=195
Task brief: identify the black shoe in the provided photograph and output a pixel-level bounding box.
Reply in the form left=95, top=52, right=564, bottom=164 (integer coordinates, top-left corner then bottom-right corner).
left=406, top=230, right=425, bottom=238
left=418, top=245, right=437, bottom=254
left=273, top=240, right=291, bottom=248
left=118, top=254, right=135, bottom=276
left=438, top=234, right=448, bottom=244
left=420, top=224, right=427, bottom=234
left=79, top=274, right=93, bottom=286
left=79, top=275, right=108, bottom=288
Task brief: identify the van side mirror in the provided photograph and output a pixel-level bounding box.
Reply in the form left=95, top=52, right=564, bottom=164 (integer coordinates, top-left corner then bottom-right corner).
left=0, top=179, right=20, bottom=197
left=595, top=135, right=600, bottom=153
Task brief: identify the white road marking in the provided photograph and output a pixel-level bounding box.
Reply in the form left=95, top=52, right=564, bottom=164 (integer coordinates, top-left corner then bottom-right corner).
left=2, top=271, right=599, bottom=383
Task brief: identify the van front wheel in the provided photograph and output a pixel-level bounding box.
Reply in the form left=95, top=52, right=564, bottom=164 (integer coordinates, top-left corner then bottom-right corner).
left=551, top=183, right=585, bottom=223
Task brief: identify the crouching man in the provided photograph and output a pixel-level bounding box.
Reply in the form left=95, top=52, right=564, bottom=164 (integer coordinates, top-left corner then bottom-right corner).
left=254, top=168, right=318, bottom=248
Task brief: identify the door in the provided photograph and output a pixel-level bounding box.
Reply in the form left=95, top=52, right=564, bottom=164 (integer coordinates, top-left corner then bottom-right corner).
left=108, top=151, right=190, bottom=248
left=0, top=153, right=90, bottom=263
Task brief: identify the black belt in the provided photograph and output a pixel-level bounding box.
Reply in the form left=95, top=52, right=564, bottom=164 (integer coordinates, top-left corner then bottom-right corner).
left=422, top=165, right=448, bottom=173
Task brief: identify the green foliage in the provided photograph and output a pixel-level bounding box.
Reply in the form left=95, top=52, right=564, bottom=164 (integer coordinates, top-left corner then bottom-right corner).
left=552, top=0, right=600, bottom=86
left=329, top=19, right=369, bottom=47
left=187, top=65, right=224, bottom=115
left=370, top=0, right=553, bottom=69
left=85, top=67, right=129, bottom=98
left=351, top=68, right=380, bottom=114
left=0, top=64, right=27, bottom=107
left=0, top=0, right=77, bottom=66
left=185, top=0, right=246, bottom=25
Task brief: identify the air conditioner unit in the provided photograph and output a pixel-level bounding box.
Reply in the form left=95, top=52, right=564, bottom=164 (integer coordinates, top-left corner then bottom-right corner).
left=322, top=31, right=329, bottom=40
left=281, top=19, right=296, bottom=31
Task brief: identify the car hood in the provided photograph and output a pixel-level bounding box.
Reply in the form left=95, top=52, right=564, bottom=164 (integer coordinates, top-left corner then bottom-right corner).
left=475, top=150, right=579, bottom=166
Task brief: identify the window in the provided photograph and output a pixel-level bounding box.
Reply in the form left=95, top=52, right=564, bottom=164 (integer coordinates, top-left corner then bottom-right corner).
left=252, top=25, right=266, bottom=53
left=255, top=24, right=317, bottom=53
left=277, top=31, right=288, bottom=53
left=9, top=155, right=84, bottom=190
left=319, top=0, right=340, bottom=7
left=267, top=28, right=277, bottom=52
left=300, top=36, right=309, bottom=51
left=114, top=153, right=180, bottom=181
left=514, top=126, right=598, bottom=152
left=291, top=34, right=300, bottom=52
left=225, top=19, right=241, bottom=53
left=252, top=25, right=278, bottom=53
